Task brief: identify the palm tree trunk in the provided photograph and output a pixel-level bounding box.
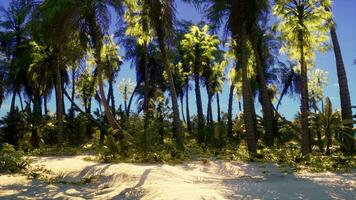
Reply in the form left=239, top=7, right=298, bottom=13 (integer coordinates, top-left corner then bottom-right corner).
left=18, top=92, right=24, bottom=112
left=107, top=77, right=116, bottom=113
left=10, top=91, right=16, bottom=113
left=159, top=44, right=184, bottom=149
left=253, top=45, right=274, bottom=147
left=240, top=25, right=257, bottom=154
left=55, top=58, right=64, bottom=148
left=185, top=85, right=192, bottom=133
left=126, top=83, right=138, bottom=117
left=180, top=96, right=186, bottom=124
left=44, top=95, right=48, bottom=115
left=227, top=84, right=234, bottom=139
left=216, top=93, right=221, bottom=123
left=87, top=14, right=119, bottom=129
left=143, top=44, right=150, bottom=150
left=299, top=31, right=311, bottom=156
left=194, top=69, right=205, bottom=143
left=216, top=93, right=223, bottom=146
left=330, top=26, right=354, bottom=155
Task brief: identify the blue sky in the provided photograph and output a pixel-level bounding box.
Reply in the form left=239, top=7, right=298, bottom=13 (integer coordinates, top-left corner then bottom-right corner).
left=0, top=0, right=355, bottom=120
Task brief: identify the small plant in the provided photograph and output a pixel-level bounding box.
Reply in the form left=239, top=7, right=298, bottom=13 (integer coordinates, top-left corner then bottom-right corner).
left=0, top=143, right=31, bottom=173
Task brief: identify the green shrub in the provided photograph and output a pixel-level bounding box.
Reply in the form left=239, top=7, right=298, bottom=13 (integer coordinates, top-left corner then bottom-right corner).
left=0, top=143, right=31, bottom=173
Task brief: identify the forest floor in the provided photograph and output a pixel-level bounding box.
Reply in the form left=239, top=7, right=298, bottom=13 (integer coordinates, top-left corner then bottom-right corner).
left=0, top=155, right=355, bottom=200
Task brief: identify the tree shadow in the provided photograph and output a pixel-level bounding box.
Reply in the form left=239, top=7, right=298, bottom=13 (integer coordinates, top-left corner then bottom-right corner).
left=111, top=168, right=151, bottom=200
left=220, top=162, right=356, bottom=199
left=0, top=163, right=117, bottom=199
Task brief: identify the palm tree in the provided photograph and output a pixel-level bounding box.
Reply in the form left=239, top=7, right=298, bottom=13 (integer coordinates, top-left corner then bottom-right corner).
left=274, top=0, right=332, bottom=156
left=179, top=25, right=219, bottom=142
left=39, top=0, right=88, bottom=146
left=55, top=0, right=124, bottom=130
left=326, top=6, right=355, bottom=155
left=0, top=0, right=36, bottom=113
left=250, top=25, right=275, bottom=147
left=143, top=0, right=184, bottom=149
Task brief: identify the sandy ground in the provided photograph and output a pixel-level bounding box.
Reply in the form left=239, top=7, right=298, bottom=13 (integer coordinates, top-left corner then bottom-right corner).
left=0, top=156, right=355, bottom=200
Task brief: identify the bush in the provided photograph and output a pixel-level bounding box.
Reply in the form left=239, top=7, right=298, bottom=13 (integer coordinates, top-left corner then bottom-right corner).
left=0, top=143, right=31, bottom=173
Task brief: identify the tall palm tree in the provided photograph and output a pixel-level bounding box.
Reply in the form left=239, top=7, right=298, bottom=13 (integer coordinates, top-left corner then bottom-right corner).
left=143, top=0, right=184, bottom=149
left=326, top=6, right=355, bottom=155
left=250, top=24, right=276, bottom=147
left=55, top=0, right=124, bottom=129
left=184, top=0, right=262, bottom=153
left=179, top=25, right=219, bottom=142
left=0, top=0, right=36, bottom=113
left=274, top=0, right=332, bottom=156
left=39, top=0, right=84, bottom=146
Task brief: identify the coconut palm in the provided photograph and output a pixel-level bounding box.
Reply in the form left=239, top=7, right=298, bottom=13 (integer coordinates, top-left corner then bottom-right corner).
left=274, top=0, right=332, bottom=156
left=325, top=6, right=355, bottom=155
left=142, top=0, right=184, bottom=149
left=179, top=24, right=219, bottom=142
left=0, top=0, right=37, bottom=113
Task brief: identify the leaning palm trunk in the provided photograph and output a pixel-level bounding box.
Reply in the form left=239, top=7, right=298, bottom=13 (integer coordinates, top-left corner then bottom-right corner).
left=299, top=31, right=311, bottom=156
left=240, top=26, right=257, bottom=154
left=253, top=45, right=274, bottom=147
left=87, top=15, right=119, bottom=129
left=330, top=26, right=355, bottom=155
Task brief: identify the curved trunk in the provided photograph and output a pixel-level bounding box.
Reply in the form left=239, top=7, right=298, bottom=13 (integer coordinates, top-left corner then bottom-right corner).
left=227, top=84, right=234, bottom=139
left=330, top=26, right=354, bottom=155
left=194, top=70, right=205, bottom=143
left=126, top=84, right=138, bottom=117
left=253, top=45, right=274, bottom=147
left=180, top=96, right=186, bottom=124
left=240, top=25, right=257, bottom=154
left=87, top=14, right=119, bottom=129
left=185, top=85, right=192, bottom=133
left=299, top=31, right=311, bottom=156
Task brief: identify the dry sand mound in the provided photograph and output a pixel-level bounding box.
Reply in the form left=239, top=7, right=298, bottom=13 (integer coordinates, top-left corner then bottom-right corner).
left=0, top=156, right=355, bottom=199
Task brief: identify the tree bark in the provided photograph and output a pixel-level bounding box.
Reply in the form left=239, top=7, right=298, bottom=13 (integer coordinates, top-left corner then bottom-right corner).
left=10, top=91, right=16, bottom=113
left=44, top=95, right=48, bottom=115
left=55, top=58, right=64, bottom=148
left=185, top=85, right=192, bottom=133
left=253, top=45, right=274, bottom=147
left=180, top=96, right=186, bottom=124
left=194, top=70, right=205, bottom=143
left=126, top=84, right=138, bottom=117
left=159, top=44, right=184, bottom=149
left=330, top=26, right=355, bottom=155
left=227, top=84, right=234, bottom=139
left=299, top=30, right=311, bottom=156
left=240, top=24, right=257, bottom=154
left=18, top=92, right=24, bottom=112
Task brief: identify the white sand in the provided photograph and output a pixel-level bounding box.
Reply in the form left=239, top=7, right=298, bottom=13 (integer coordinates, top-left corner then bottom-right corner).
left=0, top=156, right=355, bottom=199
